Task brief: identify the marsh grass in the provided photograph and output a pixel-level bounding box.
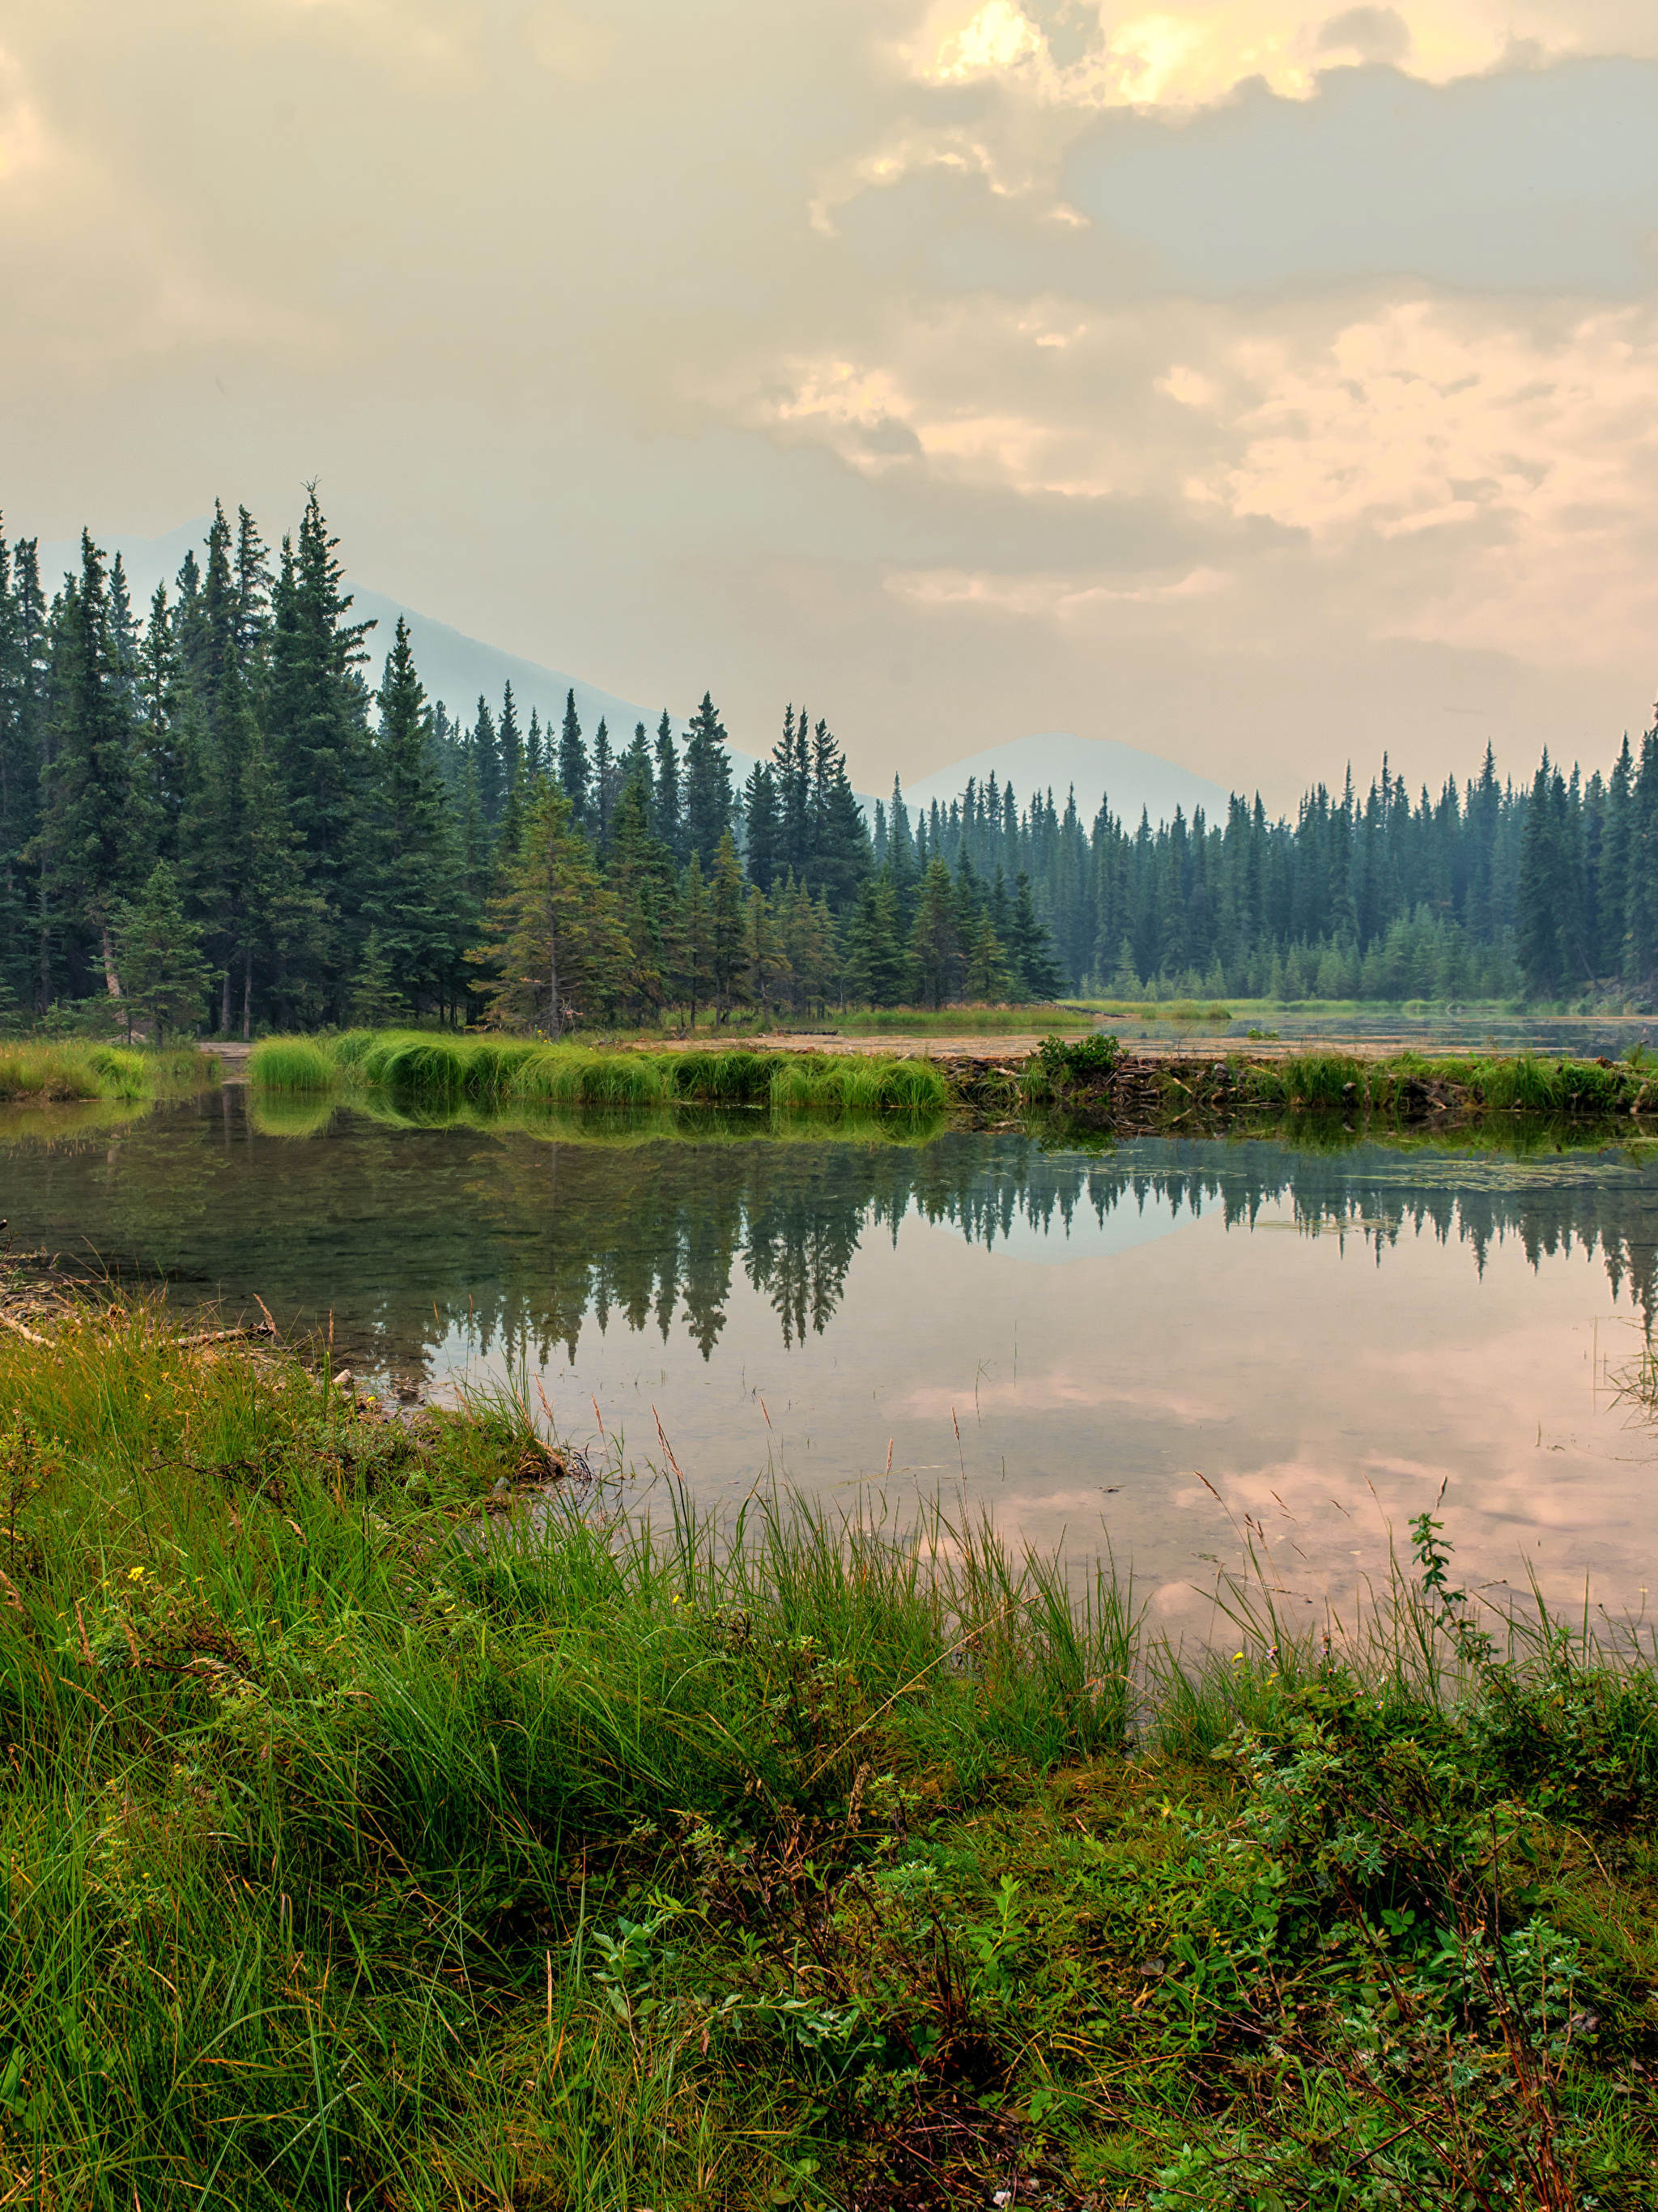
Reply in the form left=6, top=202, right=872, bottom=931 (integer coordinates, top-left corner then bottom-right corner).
left=248, top=1031, right=954, bottom=1123
left=2, top=1308, right=1658, bottom=2205
left=0, top=1041, right=218, bottom=1103
left=246, top=1036, right=337, bottom=1091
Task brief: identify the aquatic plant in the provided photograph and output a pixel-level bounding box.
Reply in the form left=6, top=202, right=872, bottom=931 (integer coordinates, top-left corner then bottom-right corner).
left=668, top=1048, right=776, bottom=1103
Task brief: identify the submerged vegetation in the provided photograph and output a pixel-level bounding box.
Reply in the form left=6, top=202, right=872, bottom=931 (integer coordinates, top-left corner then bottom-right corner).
left=0, top=1308, right=1656, bottom=2206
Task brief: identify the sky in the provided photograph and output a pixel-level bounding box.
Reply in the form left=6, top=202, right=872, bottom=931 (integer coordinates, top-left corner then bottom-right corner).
left=5, top=2, right=1658, bottom=808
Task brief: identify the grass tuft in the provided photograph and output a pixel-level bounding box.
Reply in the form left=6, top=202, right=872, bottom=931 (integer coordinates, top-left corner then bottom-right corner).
left=0, top=1040, right=219, bottom=1102
left=248, top=1036, right=338, bottom=1092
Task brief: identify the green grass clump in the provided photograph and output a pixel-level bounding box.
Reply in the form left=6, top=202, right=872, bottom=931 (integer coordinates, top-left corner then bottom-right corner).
left=244, top=1031, right=959, bottom=1122
left=248, top=1037, right=338, bottom=1092
left=668, top=1048, right=776, bottom=1103
left=1, top=1316, right=1656, bottom=2205
left=766, top=1053, right=950, bottom=1112
left=0, top=1040, right=219, bottom=1103
left=506, top=1046, right=674, bottom=1107
left=1266, top=1049, right=1367, bottom=1107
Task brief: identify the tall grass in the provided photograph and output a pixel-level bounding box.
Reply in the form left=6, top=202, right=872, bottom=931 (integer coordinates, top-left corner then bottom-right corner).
left=2, top=1312, right=1656, bottom=2202
left=767, top=1054, right=950, bottom=1111
left=247, top=1031, right=956, bottom=1119
left=0, top=1040, right=219, bottom=1102
left=247, top=1036, right=337, bottom=1091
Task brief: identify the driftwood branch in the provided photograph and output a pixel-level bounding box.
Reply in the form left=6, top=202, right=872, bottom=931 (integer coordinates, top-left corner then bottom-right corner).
left=0, top=1313, right=277, bottom=1353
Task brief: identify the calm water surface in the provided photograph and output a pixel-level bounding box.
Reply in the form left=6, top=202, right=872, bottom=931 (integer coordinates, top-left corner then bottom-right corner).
left=6, top=1091, right=1657, bottom=1631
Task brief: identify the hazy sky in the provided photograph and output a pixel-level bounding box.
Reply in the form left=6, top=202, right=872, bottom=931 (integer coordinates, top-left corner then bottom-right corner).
left=6, top=1, right=1658, bottom=804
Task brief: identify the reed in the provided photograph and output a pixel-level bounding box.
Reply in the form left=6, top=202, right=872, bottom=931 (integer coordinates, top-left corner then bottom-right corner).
left=506, top=1046, right=674, bottom=1106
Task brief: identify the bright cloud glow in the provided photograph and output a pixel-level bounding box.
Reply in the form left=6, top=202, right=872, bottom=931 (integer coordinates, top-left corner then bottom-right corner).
left=905, top=2, right=1657, bottom=111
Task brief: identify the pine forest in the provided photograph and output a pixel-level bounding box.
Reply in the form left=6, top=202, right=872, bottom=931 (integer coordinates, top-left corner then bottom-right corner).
left=2, top=495, right=1656, bottom=1039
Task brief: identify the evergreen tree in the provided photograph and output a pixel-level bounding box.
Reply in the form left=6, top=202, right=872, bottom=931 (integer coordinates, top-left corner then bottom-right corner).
left=558, top=689, right=589, bottom=823
left=236, top=722, right=320, bottom=1036
left=743, top=759, right=780, bottom=890
left=653, top=711, right=681, bottom=858
left=910, top=859, right=963, bottom=1008
left=233, top=505, right=271, bottom=661
left=473, top=784, right=630, bottom=1030
left=743, top=884, right=790, bottom=1016
left=267, top=489, right=375, bottom=1008
left=846, top=874, right=908, bottom=1006
left=471, top=695, right=503, bottom=825
left=606, top=768, right=670, bottom=1018
left=682, top=693, right=733, bottom=862
left=1625, top=730, right=1658, bottom=997
left=366, top=616, right=467, bottom=1018
left=498, top=682, right=523, bottom=793
left=1006, top=872, right=1066, bottom=998
left=964, top=909, right=1015, bottom=1001
left=36, top=533, right=139, bottom=1001
left=349, top=928, right=405, bottom=1027
left=708, top=828, right=748, bottom=1019
left=116, top=861, right=212, bottom=1044
left=674, top=851, right=712, bottom=1027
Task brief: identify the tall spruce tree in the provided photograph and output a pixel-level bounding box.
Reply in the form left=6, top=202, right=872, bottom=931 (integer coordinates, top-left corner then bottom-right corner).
left=558, top=689, right=590, bottom=823
left=682, top=693, right=733, bottom=863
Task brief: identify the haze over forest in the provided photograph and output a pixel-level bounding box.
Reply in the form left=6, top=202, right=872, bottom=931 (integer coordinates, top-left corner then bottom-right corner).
left=6, top=2, right=1658, bottom=807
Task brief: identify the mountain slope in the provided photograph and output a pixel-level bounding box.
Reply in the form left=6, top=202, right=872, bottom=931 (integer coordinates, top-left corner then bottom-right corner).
left=40, top=524, right=1225, bottom=830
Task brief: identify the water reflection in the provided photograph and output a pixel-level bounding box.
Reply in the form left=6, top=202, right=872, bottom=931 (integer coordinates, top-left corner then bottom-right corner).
left=6, top=1090, right=1658, bottom=1628
left=2, top=1093, right=1655, bottom=1376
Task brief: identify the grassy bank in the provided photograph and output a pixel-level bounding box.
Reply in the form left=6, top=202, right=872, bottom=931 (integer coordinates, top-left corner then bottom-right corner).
left=1007, top=1037, right=1658, bottom=1132
left=0, top=1040, right=219, bottom=1104
left=1, top=1313, right=1656, bottom=2205
left=251, top=1031, right=953, bottom=1116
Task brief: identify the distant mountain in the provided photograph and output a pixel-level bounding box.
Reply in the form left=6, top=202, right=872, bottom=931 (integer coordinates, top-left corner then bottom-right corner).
left=899, top=731, right=1228, bottom=832
left=37, top=527, right=1218, bottom=829
left=36, top=519, right=719, bottom=766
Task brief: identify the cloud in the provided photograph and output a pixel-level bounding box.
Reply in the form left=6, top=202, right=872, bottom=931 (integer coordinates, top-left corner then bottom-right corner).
left=1062, top=61, right=1658, bottom=298
left=902, top=1, right=1658, bottom=113
left=4, top=0, right=1658, bottom=806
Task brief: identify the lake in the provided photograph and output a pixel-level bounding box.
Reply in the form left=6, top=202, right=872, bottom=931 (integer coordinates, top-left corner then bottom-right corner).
left=6, top=1088, right=1657, bottom=1638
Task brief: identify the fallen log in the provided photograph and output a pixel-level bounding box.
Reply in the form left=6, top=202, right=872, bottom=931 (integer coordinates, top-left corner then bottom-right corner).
left=0, top=1309, right=47, bottom=1347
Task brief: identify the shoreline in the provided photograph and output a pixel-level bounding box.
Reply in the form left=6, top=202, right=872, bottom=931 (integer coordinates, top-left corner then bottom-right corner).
left=0, top=1307, right=1655, bottom=2204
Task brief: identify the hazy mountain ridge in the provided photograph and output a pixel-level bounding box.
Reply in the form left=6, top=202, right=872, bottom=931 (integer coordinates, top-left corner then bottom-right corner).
left=43, top=521, right=1223, bottom=830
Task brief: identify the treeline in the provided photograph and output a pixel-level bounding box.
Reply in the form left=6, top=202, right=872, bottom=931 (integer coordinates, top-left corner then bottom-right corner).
left=0, top=498, right=1653, bottom=1034
left=882, top=748, right=1658, bottom=1006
